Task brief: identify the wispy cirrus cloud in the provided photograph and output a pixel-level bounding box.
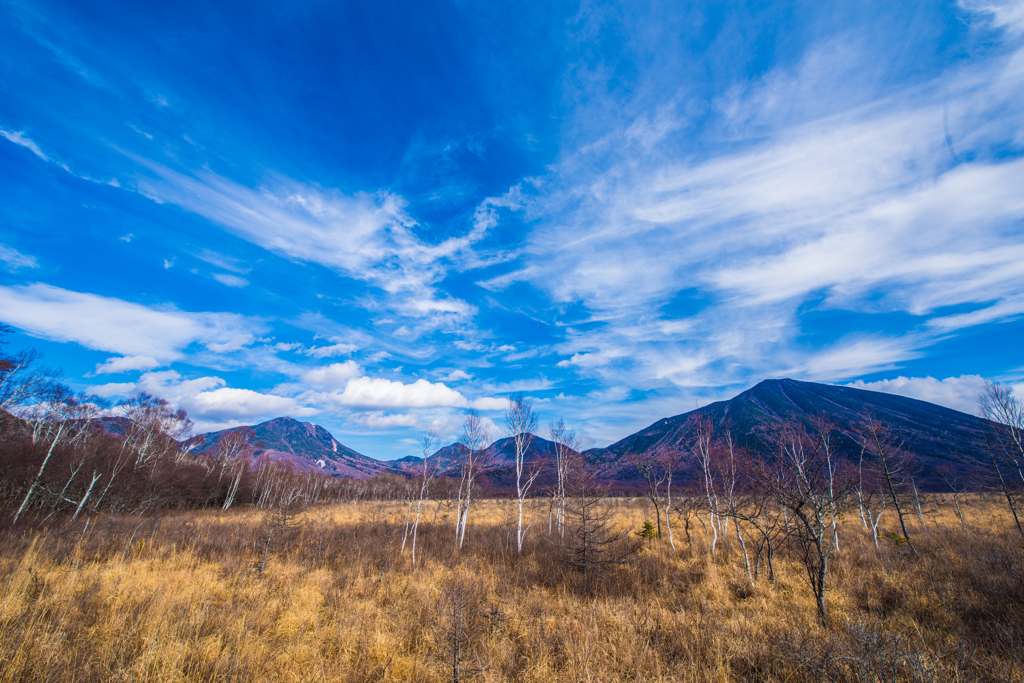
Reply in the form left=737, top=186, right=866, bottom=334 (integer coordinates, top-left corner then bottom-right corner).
left=194, top=248, right=251, bottom=274
left=785, top=337, right=924, bottom=382
left=128, top=160, right=499, bottom=329
left=0, top=128, right=54, bottom=163
left=496, top=15, right=1024, bottom=403
left=131, top=163, right=413, bottom=280
left=1, top=127, right=120, bottom=186
left=299, top=342, right=358, bottom=358
left=0, top=244, right=38, bottom=270
left=212, top=273, right=249, bottom=288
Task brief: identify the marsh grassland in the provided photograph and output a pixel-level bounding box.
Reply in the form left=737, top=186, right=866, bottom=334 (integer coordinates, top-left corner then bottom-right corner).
left=1, top=497, right=1022, bottom=682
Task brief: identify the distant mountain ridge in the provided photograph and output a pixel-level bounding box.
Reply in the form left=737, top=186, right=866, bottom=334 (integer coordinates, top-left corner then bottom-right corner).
left=391, top=434, right=560, bottom=476
left=182, top=379, right=996, bottom=487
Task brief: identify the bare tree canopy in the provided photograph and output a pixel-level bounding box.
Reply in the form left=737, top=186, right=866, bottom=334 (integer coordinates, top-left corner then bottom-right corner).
left=752, top=418, right=854, bottom=626
left=0, top=326, right=63, bottom=417
left=977, top=380, right=1024, bottom=539
left=854, top=411, right=920, bottom=553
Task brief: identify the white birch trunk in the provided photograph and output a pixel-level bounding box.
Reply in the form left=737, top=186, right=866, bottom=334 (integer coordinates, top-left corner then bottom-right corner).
left=13, top=422, right=65, bottom=524
left=72, top=471, right=101, bottom=521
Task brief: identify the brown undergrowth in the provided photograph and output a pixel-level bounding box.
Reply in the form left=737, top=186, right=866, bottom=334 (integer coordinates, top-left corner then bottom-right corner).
left=1, top=496, right=1022, bottom=682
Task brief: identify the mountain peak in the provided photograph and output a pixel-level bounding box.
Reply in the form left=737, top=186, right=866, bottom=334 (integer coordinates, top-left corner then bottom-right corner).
left=586, top=378, right=992, bottom=488
left=189, top=417, right=399, bottom=480
left=261, top=416, right=316, bottom=432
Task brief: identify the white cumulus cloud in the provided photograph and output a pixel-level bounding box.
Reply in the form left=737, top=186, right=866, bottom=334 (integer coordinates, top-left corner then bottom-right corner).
left=89, top=370, right=317, bottom=431
left=329, top=376, right=470, bottom=409
left=94, top=355, right=162, bottom=375
left=184, top=386, right=314, bottom=421
left=843, top=375, right=989, bottom=415
left=302, top=361, right=364, bottom=388
left=469, top=397, right=509, bottom=411
left=557, top=352, right=613, bottom=369
left=87, top=382, right=136, bottom=398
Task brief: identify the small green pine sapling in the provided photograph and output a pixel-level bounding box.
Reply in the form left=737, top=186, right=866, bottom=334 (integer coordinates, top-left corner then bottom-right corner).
left=636, top=520, right=659, bottom=549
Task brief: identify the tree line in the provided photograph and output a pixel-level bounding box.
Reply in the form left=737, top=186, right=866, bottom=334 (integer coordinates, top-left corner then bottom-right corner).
left=0, top=328, right=369, bottom=518
left=401, top=386, right=1024, bottom=628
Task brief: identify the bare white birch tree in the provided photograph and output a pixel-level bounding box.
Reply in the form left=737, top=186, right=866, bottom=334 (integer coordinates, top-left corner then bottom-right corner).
left=717, top=431, right=758, bottom=572
left=213, top=428, right=257, bottom=511
left=627, top=445, right=684, bottom=549
left=548, top=418, right=579, bottom=539
left=505, top=393, right=540, bottom=555
left=118, top=393, right=193, bottom=469
left=455, top=411, right=491, bottom=550
left=409, top=427, right=440, bottom=567
left=812, top=415, right=842, bottom=554
left=12, top=383, right=79, bottom=524
left=691, top=416, right=721, bottom=552
left=94, top=394, right=193, bottom=510
left=49, top=394, right=107, bottom=518
left=718, top=429, right=741, bottom=537
left=657, top=446, right=684, bottom=550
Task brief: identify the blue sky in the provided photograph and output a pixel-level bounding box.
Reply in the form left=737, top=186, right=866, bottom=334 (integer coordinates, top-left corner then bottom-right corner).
left=1, top=0, right=1023, bottom=458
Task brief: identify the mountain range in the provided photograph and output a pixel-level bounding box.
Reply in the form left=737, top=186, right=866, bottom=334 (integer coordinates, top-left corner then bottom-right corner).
left=188, top=378, right=997, bottom=489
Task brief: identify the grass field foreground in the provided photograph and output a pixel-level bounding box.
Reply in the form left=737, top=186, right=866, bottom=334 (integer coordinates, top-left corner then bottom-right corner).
left=1, top=496, right=1022, bottom=682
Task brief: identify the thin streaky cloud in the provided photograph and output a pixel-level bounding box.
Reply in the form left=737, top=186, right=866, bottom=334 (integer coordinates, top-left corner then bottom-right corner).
left=0, top=244, right=39, bottom=270
left=1, top=127, right=120, bottom=185
left=0, top=283, right=263, bottom=362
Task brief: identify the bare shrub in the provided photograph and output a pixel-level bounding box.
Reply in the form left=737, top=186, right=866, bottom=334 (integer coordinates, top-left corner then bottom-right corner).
left=558, top=462, right=639, bottom=579
left=752, top=418, right=854, bottom=626
left=434, top=572, right=487, bottom=682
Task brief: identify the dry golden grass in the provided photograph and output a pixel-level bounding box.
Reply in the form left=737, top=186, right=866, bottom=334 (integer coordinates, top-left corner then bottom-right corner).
left=1, top=495, right=1022, bottom=682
